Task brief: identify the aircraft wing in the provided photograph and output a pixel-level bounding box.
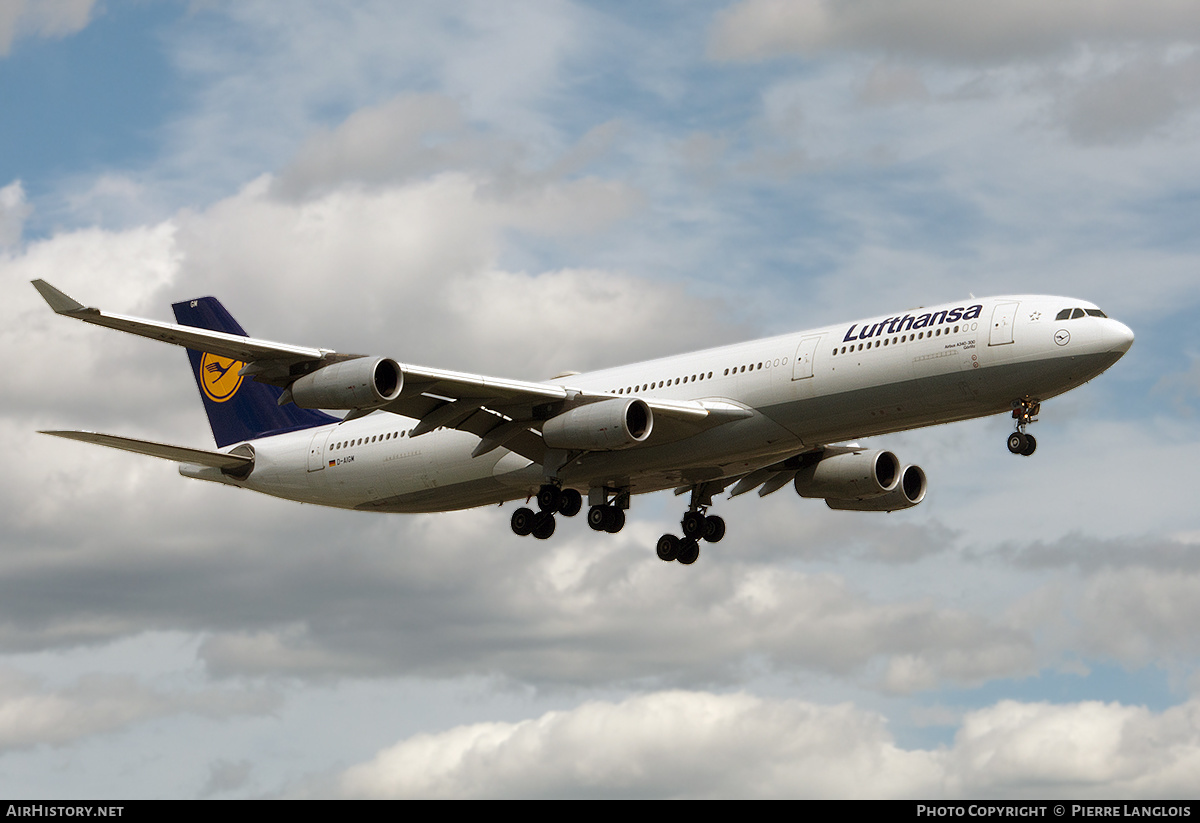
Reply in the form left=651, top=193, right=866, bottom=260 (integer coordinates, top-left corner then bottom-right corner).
left=32, top=280, right=327, bottom=366
left=40, top=430, right=253, bottom=471
left=34, top=280, right=744, bottom=461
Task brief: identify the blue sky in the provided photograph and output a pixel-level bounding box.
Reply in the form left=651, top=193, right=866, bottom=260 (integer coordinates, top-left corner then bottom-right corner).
left=2, top=0, right=1200, bottom=798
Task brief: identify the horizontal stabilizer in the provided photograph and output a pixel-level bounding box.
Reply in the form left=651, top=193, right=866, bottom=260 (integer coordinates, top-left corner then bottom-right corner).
left=40, top=430, right=252, bottom=471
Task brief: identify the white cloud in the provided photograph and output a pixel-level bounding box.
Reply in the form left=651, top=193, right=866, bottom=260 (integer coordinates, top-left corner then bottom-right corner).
left=1053, top=50, right=1200, bottom=144
left=1077, top=568, right=1200, bottom=664
left=0, top=0, right=95, bottom=56
left=857, top=62, right=930, bottom=106
left=709, top=0, right=1200, bottom=65
left=948, top=698, right=1200, bottom=796
left=327, top=691, right=941, bottom=798
left=184, top=520, right=1035, bottom=690
left=1, top=220, right=184, bottom=426
left=170, top=172, right=666, bottom=376
left=0, top=668, right=277, bottom=751
left=199, top=759, right=254, bottom=798
left=320, top=690, right=1200, bottom=798
left=710, top=2, right=1200, bottom=146
left=273, top=94, right=475, bottom=198
left=142, top=1, right=600, bottom=207
left=0, top=181, right=31, bottom=248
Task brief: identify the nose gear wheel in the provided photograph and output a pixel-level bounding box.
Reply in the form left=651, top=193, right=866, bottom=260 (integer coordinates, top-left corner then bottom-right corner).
left=1007, top=397, right=1041, bottom=457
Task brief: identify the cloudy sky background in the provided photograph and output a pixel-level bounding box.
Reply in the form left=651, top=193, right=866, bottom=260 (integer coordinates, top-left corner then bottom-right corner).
left=2, top=0, right=1199, bottom=798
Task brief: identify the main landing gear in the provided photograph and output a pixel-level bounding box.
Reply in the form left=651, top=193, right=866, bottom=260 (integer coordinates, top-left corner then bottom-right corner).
left=1007, top=397, right=1040, bottom=457
left=655, top=511, right=725, bottom=565
left=587, top=502, right=626, bottom=534
left=510, top=484, right=583, bottom=540
left=511, top=484, right=626, bottom=540
left=510, top=483, right=726, bottom=566
left=655, top=484, right=726, bottom=565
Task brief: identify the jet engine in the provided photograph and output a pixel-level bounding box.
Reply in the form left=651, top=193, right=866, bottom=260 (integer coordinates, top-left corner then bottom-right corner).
left=289, top=357, right=403, bottom=410
left=542, top=398, right=653, bottom=450
left=826, top=464, right=926, bottom=511
left=793, top=449, right=900, bottom=500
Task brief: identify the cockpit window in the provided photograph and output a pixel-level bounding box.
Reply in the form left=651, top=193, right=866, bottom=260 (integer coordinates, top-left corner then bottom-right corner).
left=1057, top=307, right=1108, bottom=321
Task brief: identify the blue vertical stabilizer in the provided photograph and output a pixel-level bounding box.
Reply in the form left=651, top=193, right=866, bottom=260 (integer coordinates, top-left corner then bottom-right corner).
left=173, top=297, right=338, bottom=447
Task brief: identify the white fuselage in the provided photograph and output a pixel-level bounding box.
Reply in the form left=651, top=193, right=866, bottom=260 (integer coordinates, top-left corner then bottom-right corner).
left=184, top=295, right=1133, bottom=513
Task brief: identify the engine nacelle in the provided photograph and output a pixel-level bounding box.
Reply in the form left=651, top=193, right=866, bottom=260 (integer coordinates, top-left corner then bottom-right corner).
left=290, top=357, right=403, bottom=410
left=826, top=464, right=926, bottom=512
left=793, top=449, right=900, bottom=500
left=542, top=398, right=653, bottom=451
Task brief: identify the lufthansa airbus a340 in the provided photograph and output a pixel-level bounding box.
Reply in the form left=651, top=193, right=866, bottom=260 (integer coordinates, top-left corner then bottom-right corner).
left=33, top=280, right=1133, bottom=565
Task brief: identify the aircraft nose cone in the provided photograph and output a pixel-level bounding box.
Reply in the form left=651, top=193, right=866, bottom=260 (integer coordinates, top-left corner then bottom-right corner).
left=1106, top=320, right=1134, bottom=354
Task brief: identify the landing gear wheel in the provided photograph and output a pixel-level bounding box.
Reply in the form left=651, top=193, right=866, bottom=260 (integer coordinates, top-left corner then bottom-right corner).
left=532, top=511, right=556, bottom=540
left=1007, top=432, right=1028, bottom=455
left=557, top=489, right=582, bottom=517
left=681, top=510, right=706, bottom=539
left=537, top=485, right=562, bottom=513
left=604, top=507, right=626, bottom=534
left=677, top=538, right=700, bottom=565
left=656, top=534, right=680, bottom=562
left=702, top=515, right=726, bottom=543
left=1008, top=398, right=1041, bottom=457
left=511, top=507, right=535, bottom=537
left=1020, top=433, right=1037, bottom=456
left=588, top=505, right=609, bottom=531
left=587, top=505, right=625, bottom=533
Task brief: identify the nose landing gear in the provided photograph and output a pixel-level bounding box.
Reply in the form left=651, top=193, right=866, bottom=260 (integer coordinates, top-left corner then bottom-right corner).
left=1007, top=397, right=1040, bottom=456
